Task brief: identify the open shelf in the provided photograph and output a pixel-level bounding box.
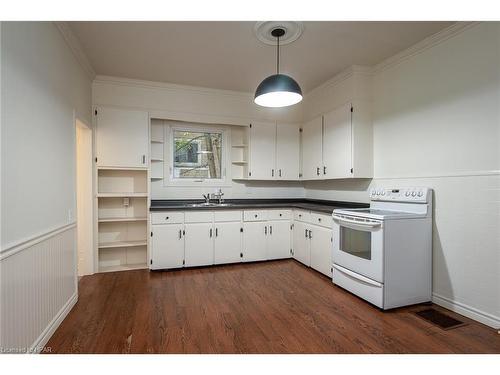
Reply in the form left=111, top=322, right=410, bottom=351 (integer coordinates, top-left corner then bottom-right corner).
left=98, top=217, right=147, bottom=223
left=98, top=240, right=147, bottom=249
left=99, top=263, right=147, bottom=273
left=97, top=192, right=148, bottom=198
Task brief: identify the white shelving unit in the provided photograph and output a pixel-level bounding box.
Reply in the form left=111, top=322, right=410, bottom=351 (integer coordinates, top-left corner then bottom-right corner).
left=150, top=120, right=164, bottom=180
left=231, top=126, right=249, bottom=180
left=96, top=168, right=149, bottom=273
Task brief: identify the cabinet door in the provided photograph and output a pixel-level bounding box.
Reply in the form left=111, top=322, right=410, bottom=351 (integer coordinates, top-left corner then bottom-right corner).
left=310, top=225, right=333, bottom=277
left=276, top=123, right=300, bottom=180
left=184, top=223, right=214, bottom=267
left=301, top=116, right=323, bottom=180
left=151, top=224, right=184, bottom=270
left=323, top=103, right=352, bottom=178
left=214, top=222, right=242, bottom=264
left=96, top=107, right=149, bottom=168
left=293, top=221, right=310, bottom=266
left=249, top=122, right=276, bottom=180
left=267, top=221, right=292, bottom=259
left=242, top=222, right=267, bottom=262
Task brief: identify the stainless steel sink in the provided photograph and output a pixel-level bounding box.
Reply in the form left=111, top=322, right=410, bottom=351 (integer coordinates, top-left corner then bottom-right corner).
left=187, top=202, right=232, bottom=208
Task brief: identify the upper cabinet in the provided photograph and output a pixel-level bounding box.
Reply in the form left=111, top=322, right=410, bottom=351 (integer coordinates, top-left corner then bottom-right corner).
left=301, top=100, right=373, bottom=180
left=247, top=121, right=300, bottom=180
left=301, top=116, right=323, bottom=180
left=276, top=123, right=300, bottom=180
left=95, top=107, right=149, bottom=168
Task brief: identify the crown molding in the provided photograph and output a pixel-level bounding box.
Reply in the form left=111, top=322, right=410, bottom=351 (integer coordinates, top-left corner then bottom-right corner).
left=373, top=21, right=480, bottom=74
left=93, top=75, right=254, bottom=100
left=53, top=22, right=96, bottom=80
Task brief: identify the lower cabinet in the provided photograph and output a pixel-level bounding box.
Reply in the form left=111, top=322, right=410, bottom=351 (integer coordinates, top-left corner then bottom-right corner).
left=310, top=225, right=333, bottom=277
left=293, top=221, right=333, bottom=277
left=293, top=221, right=311, bottom=266
left=267, top=220, right=292, bottom=259
left=214, top=222, right=242, bottom=264
left=151, top=223, right=185, bottom=270
left=242, top=221, right=268, bottom=262
left=184, top=222, right=214, bottom=267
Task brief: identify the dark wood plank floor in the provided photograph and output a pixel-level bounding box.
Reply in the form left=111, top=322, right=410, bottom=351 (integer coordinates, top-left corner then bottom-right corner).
left=45, top=260, right=500, bottom=353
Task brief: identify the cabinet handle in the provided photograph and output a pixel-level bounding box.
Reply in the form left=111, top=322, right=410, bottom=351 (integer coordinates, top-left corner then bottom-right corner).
left=279, top=169, right=282, bottom=177
left=305, top=229, right=308, bottom=238
left=270, top=225, right=272, bottom=235
left=309, top=230, right=312, bottom=239
left=210, top=228, right=213, bottom=238
left=166, top=216, right=169, bottom=220
left=178, top=229, right=182, bottom=239
left=265, top=226, right=267, bottom=235
left=323, top=166, right=327, bottom=175
left=215, top=228, right=218, bottom=237
left=271, top=169, right=274, bottom=177
left=142, top=155, right=146, bottom=164
left=316, top=167, right=320, bottom=176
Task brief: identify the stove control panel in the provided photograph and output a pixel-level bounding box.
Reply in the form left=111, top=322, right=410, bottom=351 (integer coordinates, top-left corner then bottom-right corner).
left=370, top=187, right=430, bottom=203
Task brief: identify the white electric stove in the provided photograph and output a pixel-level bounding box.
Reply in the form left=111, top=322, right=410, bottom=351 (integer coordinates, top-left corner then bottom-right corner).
left=332, top=187, right=433, bottom=309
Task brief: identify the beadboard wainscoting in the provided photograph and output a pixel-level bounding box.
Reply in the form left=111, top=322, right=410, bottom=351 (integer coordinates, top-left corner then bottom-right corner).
left=0, top=224, right=77, bottom=353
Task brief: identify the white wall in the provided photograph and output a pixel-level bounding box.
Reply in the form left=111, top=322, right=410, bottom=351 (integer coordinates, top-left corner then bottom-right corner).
left=2, top=22, right=92, bottom=248
left=304, top=23, right=500, bottom=327
left=1, top=22, right=92, bottom=351
left=92, top=76, right=305, bottom=200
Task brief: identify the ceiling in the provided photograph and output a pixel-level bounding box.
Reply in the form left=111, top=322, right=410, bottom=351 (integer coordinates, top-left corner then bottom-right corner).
left=70, top=21, right=453, bottom=93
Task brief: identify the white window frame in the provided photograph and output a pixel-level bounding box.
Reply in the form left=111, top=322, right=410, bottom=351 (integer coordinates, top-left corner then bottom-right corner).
left=164, top=123, right=231, bottom=187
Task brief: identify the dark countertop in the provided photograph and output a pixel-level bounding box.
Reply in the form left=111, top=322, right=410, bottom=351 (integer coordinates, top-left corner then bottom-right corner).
left=150, top=198, right=368, bottom=214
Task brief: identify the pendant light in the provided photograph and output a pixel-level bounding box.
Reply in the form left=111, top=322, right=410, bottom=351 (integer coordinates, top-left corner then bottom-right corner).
left=254, top=28, right=302, bottom=108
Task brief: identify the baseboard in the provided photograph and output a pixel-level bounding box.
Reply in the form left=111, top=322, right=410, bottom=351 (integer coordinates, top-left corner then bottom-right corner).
left=432, top=293, right=500, bottom=329
left=30, top=292, right=78, bottom=353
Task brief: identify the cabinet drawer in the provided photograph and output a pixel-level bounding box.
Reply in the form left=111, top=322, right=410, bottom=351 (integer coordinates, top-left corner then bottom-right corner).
left=243, top=210, right=268, bottom=222
left=311, top=212, right=333, bottom=228
left=268, top=209, right=292, bottom=221
left=294, top=210, right=311, bottom=223
left=151, top=211, right=184, bottom=225
left=214, top=210, right=242, bottom=222
left=185, top=211, right=214, bottom=223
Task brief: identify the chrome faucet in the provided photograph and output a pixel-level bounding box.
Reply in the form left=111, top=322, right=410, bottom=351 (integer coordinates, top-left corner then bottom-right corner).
left=213, top=188, right=224, bottom=204
left=202, top=193, right=211, bottom=204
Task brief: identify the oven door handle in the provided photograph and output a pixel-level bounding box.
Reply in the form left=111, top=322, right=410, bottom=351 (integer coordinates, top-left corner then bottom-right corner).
left=333, top=264, right=383, bottom=288
left=332, top=215, right=382, bottom=231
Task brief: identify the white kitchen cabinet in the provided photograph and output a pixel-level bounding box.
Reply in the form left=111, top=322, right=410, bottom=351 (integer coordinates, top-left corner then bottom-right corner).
left=293, top=221, right=310, bottom=266
left=321, top=101, right=373, bottom=179
left=276, top=123, right=300, bottom=180
left=214, top=221, right=242, bottom=264
left=184, top=223, right=214, bottom=267
left=301, top=116, right=323, bottom=180
left=267, top=220, right=292, bottom=259
left=151, top=224, right=184, bottom=270
left=248, top=122, right=276, bottom=180
left=95, top=107, right=149, bottom=168
left=242, top=222, right=268, bottom=262
left=310, top=225, right=333, bottom=277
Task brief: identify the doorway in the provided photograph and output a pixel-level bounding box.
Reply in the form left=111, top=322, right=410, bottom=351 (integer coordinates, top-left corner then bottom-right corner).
left=76, top=119, right=93, bottom=276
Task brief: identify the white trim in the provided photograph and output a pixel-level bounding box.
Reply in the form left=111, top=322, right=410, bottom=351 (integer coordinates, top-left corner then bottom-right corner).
left=0, top=222, right=77, bottom=260
left=53, top=22, right=96, bottom=80
left=306, top=65, right=373, bottom=99
left=373, top=22, right=480, bottom=74
left=93, top=75, right=253, bottom=99
left=432, top=293, right=500, bottom=329
left=374, top=170, right=500, bottom=180
left=31, top=292, right=78, bottom=354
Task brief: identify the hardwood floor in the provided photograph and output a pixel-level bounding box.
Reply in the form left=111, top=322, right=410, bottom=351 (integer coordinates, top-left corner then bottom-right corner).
left=45, top=260, right=500, bottom=353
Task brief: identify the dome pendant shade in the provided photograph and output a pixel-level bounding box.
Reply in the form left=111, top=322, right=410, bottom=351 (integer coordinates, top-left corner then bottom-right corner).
left=254, top=26, right=303, bottom=108
left=254, top=74, right=303, bottom=108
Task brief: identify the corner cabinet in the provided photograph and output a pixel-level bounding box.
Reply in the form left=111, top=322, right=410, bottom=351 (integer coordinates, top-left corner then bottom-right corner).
left=247, top=122, right=300, bottom=180
left=95, top=107, right=149, bottom=168
left=301, top=100, right=373, bottom=180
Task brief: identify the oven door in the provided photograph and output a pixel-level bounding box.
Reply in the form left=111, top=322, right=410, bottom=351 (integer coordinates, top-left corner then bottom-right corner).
left=332, top=214, right=384, bottom=283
